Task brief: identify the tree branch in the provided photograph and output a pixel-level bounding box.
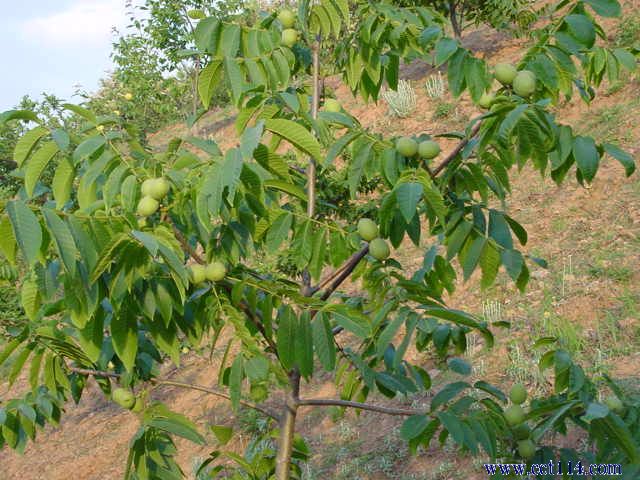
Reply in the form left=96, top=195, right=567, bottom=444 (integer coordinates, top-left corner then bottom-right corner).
left=154, top=379, right=279, bottom=420
left=431, top=121, right=482, bottom=176
left=297, top=398, right=422, bottom=416
left=66, top=366, right=279, bottom=420
left=320, top=245, right=369, bottom=301
left=169, top=217, right=205, bottom=264
left=67, top=366, right=120, bottom=378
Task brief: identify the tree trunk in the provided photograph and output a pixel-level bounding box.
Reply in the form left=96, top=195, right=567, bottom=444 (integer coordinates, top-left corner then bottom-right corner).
left=275, top=371, right=300, bottom=480
left=274, top=36, right=321, bottom=480
left=449, top=1, right=462, bottom=38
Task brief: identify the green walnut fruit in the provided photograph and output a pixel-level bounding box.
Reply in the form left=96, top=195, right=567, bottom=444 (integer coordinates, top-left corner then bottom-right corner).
left=513, top=423, right=531, bottom=440
left=510, top=383, right=528, bottom=405
left=131, top=396, right=145, bottom=413
left=281, top=28, right=298, bottom=47
left=605, top=395, right=624, bottom=414
left=205, top=261, right=227, bottom=282
left=141, top=178, right=155, bottom=197
left=513, top=70, right=536, bottom=97
left=112, top=388, right=136, bottom=410
left=396, top=136, right=418, bottom=157
left=518, top=439, right=537, bottom=460
left=504, top=404, right=526, bottom=426
left=250, top=384, right=269, bottom=402
left=369, top=238, right=390, bottom=260
left=278, top=9, right=296, bottom=28
left=149, top=178, right=170, bottom=200
left=494, top=63, right=518, bottom=85
left=189, top=264, right=206, bottom=284
left=418, top=140, right=440, bottom=159
left=324, top=98, right=341, bottom=112
left=478, top=91, right=495, bottom=109
left=357, top=218, right=378, bottom=241
left=137, top=196, right=159, bottom=217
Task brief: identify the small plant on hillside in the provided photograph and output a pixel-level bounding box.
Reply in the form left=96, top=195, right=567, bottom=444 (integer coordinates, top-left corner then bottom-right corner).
left=382, top=80, right=417, bottom=118
left=425, top=71, right=445, bottom=98
left=0, top=0, right=639, bottom=479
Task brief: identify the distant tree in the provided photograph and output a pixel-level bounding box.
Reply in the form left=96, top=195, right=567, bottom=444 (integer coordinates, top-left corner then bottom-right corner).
left=395, top=0, right=537, bottom=37
left=82, top=31, right=192, bottom=138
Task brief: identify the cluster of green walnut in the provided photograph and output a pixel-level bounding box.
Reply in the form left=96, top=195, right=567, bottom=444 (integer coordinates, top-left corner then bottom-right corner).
left=503, top=383, right=537, bottom=459
left=136, top=177, right=170, bottom=218
left=189, top=261, right=227, bottom=284
left=112, top=388, right=145, bottom=413
left=357, top=219, right=391, bottom=260
left=478, top=62, right=537, bottom=108
left=278, top=9, right=298, bottom=47
left=504, top=384, right=626, bottom=460
left=395, top=136, right=441, bottom=160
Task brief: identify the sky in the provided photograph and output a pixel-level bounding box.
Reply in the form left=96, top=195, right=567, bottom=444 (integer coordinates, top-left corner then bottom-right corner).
left=0, top=0, right=133, bottom=111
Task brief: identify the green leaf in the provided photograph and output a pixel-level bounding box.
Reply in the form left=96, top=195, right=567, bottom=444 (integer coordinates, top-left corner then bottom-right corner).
left=51, top=157, right=75, bottom=209
left=194, top=17, right=220, bottom=52
left=0, top=337, right=23, bottom=367
left=264, top=119, right=322, bottom=161
left=224, top=56, right=244, bottom=106
left=312, top=312, right=336, bottom=371
left=501, top=249, right=523, bottom=281
left=488, top=210, right=513, bottom=250
left=72, top=136, right=105, bottom=163
left=0, top=109, right=41, bottom=125
left=14, top=126, right=49, bottom=167
left=462, top=236, right=486, bottom=281
left=276, top=308, right=296, bottom=370
left=604, top=143, right=635, bottom=176
left=6, top=200, right=42, bottom=267
left=584, top=0, right=621, bottom=17
left=422, top=306, right=483, bottom=330
left=111, top=309, right=138, bottom=372
left=436, top=411, right=466, bottom=446
left=266, top=212, right=292, bottom=252
left=446, top=220, right=472, bottom=260
left=295, top=312, right=313, bottom=377
left=474, top=381, right=507, bottom=403
left=0, top=215, right=17, bottom=265
left=198, top=60, right=222, bottom=109
left=435, top=38, right=458, bottom=66
left=447, top=357, right=472, bottom=375
left=431, top=381, right=470, bottom=411
left=375, top=313, right=405, bottom=357
left=328, top=305, right=371, bottom=338
left=400, top=415, right=430, bottom=441
left=573, top=136, right=599, bottom=182
left=582, top=402, right=609, bottom=422
left=8, top=344, right=33, bottom=386
left=147, top=406, right=205, bottom=445
left=229, top=355, right=243, bottom=411
left=62, top=103, right=96, bottom=122
left=29, top=348, right=44, bottom=391
left=211, top=425, right=233, bottom=445
left=78, top=312, right=104, bottom=363
left=24, top=141, right=59, bottom=197
left=264, top=179, right=307, bottom=200
left=42, top=209, right=77, bottom=274
left=479, top=242, right=500, bottom=289
left=21, top=278, right=40, bottom=320
left=395, top=182, right=423, bottom=223
left=564, top=14, right=596, bottom=48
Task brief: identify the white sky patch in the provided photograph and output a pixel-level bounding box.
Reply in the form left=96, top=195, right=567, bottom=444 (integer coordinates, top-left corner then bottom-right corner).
left=19, top=0, right=128, bottom=47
